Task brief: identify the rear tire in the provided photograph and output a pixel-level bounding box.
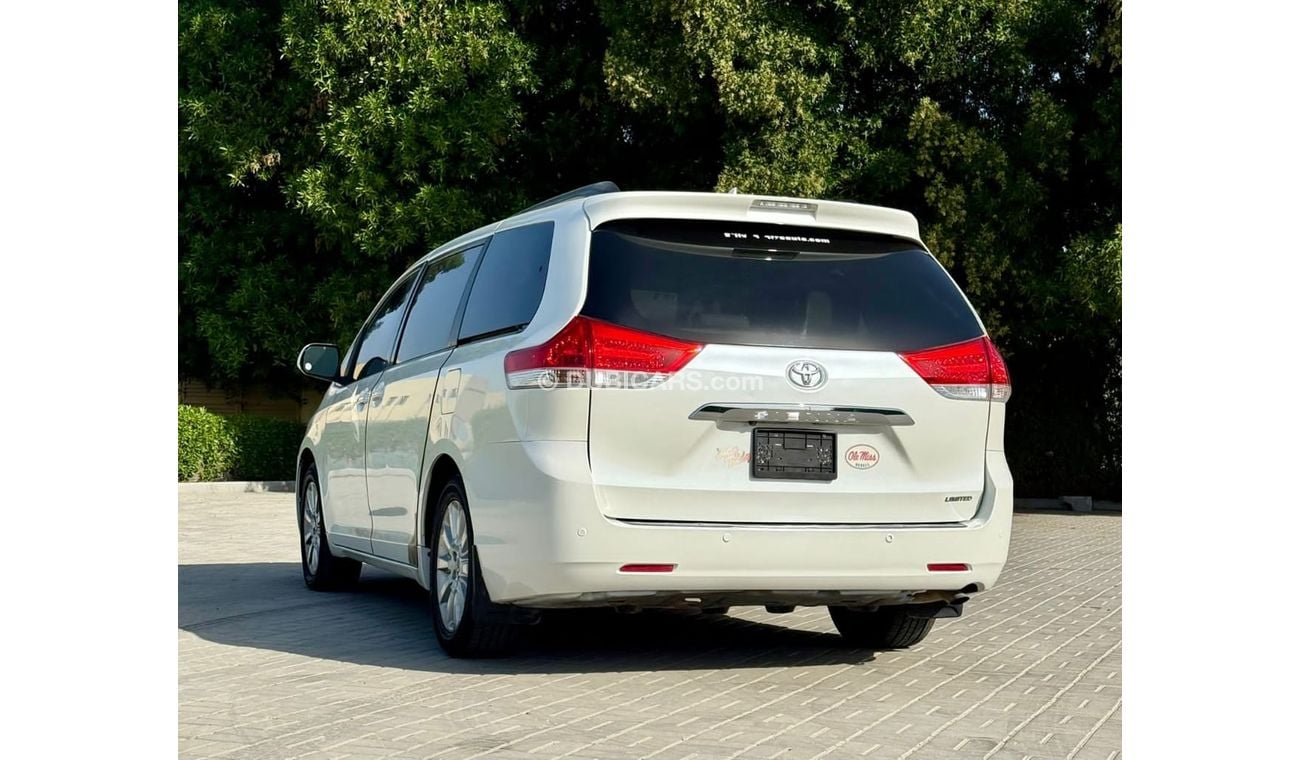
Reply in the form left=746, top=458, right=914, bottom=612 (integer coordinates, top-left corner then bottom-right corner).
left=298, top=464, right=362, bottom=591
left=829, top=605, right=935, bottom=648
left=430, top=478, right=519, bottom=658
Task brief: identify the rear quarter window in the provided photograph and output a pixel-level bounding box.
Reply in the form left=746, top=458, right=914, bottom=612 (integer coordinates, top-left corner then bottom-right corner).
left=581, top=219, right=983, bottom=353
left=458, top=222, right=555, bottom=342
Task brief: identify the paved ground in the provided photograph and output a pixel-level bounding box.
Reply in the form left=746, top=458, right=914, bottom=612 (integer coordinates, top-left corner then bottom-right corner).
left=179, top=492, right=1121, bottom=760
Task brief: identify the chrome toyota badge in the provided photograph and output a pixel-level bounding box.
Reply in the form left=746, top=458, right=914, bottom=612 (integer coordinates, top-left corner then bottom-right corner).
left=786, top=360, right=827, bottom=391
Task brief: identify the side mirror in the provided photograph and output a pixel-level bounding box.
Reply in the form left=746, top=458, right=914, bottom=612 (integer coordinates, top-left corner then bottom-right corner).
left=297, top=343, right=341, bottom=383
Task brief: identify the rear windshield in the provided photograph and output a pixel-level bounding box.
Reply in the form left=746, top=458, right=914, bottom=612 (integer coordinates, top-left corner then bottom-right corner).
left=581, top=219, right=983, bottom=352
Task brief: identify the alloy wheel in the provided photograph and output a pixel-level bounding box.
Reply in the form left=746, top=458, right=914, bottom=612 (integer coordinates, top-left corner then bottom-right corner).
left=302, top=481, right=322, bottom=574
left=435, top=498, right=470, bottom=633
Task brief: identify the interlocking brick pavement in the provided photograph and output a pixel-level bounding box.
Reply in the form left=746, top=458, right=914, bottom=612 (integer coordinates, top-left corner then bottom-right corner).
left=179, top=491, right=1121, bottom=760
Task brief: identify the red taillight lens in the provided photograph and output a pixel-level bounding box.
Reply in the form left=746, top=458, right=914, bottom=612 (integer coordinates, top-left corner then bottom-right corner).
left=588, top=319, right=702, bottom=375
left=899, top=336, right=1011, bottom=402
left=505, top=316, right=702, bottom=389
left=504, top=316, right=592, bottom=380
left=900, top=336, right=991, bottom=385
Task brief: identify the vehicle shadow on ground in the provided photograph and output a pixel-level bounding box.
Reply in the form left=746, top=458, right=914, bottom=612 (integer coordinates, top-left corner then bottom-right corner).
left=179, top=562, right=875, bottom=674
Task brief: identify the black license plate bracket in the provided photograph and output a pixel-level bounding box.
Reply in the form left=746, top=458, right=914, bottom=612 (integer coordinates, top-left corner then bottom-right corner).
left=751, top=429, right=837, bottom=481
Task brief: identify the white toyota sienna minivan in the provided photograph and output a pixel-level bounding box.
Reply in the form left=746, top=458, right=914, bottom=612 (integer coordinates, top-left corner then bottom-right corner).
left=294, top=183, right=1014, bottom=657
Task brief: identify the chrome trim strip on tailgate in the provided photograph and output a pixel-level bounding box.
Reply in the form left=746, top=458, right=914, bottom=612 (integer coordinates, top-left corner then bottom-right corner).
left=688, top=403, right=914, bottom=427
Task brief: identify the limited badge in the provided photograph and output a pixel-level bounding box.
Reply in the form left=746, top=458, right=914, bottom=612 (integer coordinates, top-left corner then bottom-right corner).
left=844, top=444, right=880, bottom=470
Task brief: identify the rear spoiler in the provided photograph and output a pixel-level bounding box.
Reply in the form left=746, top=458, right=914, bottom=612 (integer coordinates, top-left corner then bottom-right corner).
left=583, top=191, right=922, bottom=245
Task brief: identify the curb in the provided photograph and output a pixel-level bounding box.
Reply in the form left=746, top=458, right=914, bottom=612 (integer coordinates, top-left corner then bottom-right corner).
left=178, top=481, right=295, bottom=494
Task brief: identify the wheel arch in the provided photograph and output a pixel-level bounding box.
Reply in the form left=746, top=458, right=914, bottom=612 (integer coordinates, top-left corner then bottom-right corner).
left=296, top=447, right=316, bottom=493
left=295, top=447, right=318, bottom=537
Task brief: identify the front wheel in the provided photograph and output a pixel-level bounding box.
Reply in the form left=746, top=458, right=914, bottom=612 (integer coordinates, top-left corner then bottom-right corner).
left=430, top=479, right=519, bottom=657
left=829, top=605, right=935, bottom=649
left=298, top=464, right=361, bottom=591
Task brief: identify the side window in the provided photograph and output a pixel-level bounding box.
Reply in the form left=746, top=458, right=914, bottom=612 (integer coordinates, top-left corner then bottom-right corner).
left=395, top=245, right=484, bottom=363
left=457, top=222, right=555, bottom=342
left=348, top=275, right=417, bottom=381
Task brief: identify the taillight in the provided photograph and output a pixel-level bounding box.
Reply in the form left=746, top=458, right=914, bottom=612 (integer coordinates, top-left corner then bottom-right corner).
left=899, top=336, right=1012, bottom=402
left=505, top=316, right=703, bottom=390
left=986, top=339, right=1011, bottom=402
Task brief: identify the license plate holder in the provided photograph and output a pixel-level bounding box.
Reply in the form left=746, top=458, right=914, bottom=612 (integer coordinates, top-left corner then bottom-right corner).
left=751, top=429, right=837, bottom=481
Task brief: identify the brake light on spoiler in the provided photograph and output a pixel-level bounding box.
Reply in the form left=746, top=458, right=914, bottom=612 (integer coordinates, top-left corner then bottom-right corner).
left=505, top=316, right=703, bottom=390
left=899, top=336, right=1011, bottom=402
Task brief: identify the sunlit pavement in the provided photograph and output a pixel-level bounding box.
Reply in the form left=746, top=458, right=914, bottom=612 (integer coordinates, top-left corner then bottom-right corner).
left=180, top=491, right=1120, bottom=760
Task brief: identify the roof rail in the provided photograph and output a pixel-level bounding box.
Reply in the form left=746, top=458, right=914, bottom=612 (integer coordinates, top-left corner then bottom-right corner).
left=517, top=181, right=620, bottom=215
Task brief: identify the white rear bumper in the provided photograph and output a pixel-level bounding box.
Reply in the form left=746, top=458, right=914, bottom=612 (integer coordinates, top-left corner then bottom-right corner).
left=465, top=441, right=1014, bottom=606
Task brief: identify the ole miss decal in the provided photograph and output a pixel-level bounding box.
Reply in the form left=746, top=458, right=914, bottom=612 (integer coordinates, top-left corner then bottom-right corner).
left=844, top=444, right=880, bottom=470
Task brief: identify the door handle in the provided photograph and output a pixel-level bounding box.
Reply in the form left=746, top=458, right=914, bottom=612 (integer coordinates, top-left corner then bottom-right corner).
left=370, top=385, right=385, bottom=406
left=355, top=390, right=370, bottom=408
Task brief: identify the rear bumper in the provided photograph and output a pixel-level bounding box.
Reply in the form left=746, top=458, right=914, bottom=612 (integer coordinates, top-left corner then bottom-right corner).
left=470, top=442, right=1014, bottom=606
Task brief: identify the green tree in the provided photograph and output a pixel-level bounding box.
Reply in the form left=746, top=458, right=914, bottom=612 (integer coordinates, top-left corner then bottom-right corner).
left=181, top=0, right=543, bottom=388
left=180, top=0, right=324, bottom=389
left=597, top=0, right=1122, bottom=496
left=179, top=0, right=1121, bottom=496
left=281, top=0, right=538, bottom=257
left=502, top=0, right=726, bottom=194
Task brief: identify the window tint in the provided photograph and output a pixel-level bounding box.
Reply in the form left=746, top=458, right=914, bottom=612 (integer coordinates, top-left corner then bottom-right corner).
left=349, top=275, right=416, bottom=381
left=396, top=246, right=484, bottom=363
left=581, top=219, right=983, bottom=353
left=457, top=222, right=555, bottom=342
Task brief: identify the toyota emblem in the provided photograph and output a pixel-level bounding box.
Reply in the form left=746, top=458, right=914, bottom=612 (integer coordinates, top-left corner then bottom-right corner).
left=786, top=360, right=827, bottom=391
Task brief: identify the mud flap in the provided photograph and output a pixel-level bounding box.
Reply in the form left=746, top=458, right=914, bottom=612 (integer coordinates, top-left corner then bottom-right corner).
left=472, top=547, right=542, bottom=626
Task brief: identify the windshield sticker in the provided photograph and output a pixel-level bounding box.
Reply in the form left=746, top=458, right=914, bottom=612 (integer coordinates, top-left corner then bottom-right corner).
left=723, top=231, right=831, bottom=245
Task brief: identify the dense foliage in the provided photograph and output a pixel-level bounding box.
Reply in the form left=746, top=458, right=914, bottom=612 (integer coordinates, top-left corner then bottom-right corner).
left=178, top=404, right=236, bottom=481
left=180, top=0, right=1121, bottom=497
left=178, top=405, right=305, bottom=481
